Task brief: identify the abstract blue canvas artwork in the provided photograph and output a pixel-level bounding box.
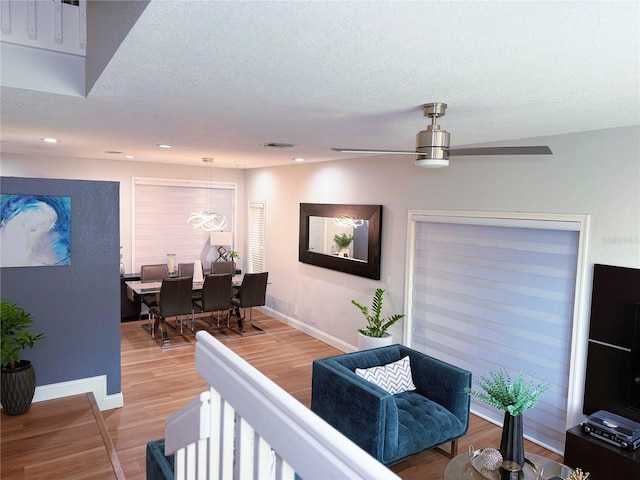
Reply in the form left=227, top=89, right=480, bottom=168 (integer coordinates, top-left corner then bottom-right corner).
left=0, top=194, right=71, bottom=267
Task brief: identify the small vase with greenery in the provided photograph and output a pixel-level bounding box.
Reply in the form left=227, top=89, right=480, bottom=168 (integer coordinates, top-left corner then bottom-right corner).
left=333, top=233, right=353, bottom=256
left=226, top=250, right=239, bottom=268
left=352, top=288, right=405, bottom=339
left=1, top=301, right=45, bottom=415
left=466, top=368, right=550, bottom=469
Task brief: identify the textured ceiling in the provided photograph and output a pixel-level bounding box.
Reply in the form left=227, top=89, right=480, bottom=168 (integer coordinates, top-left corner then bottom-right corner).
left=1, top=1, right=639, bottom=169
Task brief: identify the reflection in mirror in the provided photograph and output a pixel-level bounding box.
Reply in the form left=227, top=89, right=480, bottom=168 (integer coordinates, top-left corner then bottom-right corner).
left=308, top=216, right=369, bottom=261
left=299, top=203, right=382, bottom=279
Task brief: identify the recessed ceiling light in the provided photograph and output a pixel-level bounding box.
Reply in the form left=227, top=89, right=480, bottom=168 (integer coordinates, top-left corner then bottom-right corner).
left=42, top=137, right=59, bottom=143
left=156, top=144, right=172, bottom=149
left=293, top=157, right=305, bottom=162
left=123, top=155, right=135, bottom=159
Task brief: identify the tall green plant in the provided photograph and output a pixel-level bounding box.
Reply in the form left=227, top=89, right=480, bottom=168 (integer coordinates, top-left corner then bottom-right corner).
left=1, top=302, right=44, bottom=369
left=465, top=368, right=550, bottom=416
left=352, top=288, right=405, bottom=338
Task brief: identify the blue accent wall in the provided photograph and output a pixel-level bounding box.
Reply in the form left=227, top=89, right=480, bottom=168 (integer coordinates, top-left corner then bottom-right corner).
left=1, top=177, right=121, bottom=395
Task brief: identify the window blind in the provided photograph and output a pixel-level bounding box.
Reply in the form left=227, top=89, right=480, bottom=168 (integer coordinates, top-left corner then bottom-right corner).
left=248, top=201, right=265, bottom=273
left=133, top=181, right=234, bottom=272
left=409, top=216, right=581, bottom=453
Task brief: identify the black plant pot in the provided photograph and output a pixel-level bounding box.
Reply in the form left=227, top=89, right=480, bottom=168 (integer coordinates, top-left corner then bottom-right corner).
left=1, top=360, right=36, bottom=415
left=499, top=411, right=525, bottom=469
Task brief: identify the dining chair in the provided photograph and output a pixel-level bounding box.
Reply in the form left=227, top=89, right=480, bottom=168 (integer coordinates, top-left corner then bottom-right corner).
left=148, top=276, right=194, bottom=342
left=192, top=273, right=233, bottom=333
left=139, top=263, right=170, bottom=320
left=177, top=263, right=194, bottom=277
left=177, top=262, right=201, bottom=301
left=211, top=261, right=235, bottom=275
left=212, top=260, right=236, bottom=300
left=230, top=272, right=268, bottom=332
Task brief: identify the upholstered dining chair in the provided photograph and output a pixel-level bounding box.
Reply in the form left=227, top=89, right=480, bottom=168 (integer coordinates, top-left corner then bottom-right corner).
left=311, top=344, right=471, bottom=466
left=230, top=272, right=268, bottom=332
left=192, top=273, right=233, bottom=333
left=139, top=263, right=170, bottom=320
left=177, top=262, right=201, bottom=301
left=212, top=260, right=237, bottom=300
left=177, top=263, right=194, bottom=277
left=148, top=276, right=194, bottom=342
left=211, top=261, right=235, bottom=275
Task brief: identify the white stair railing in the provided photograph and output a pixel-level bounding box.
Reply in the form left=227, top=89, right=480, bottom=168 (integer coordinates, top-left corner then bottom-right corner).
left=165, top=331, right=400, bottom=480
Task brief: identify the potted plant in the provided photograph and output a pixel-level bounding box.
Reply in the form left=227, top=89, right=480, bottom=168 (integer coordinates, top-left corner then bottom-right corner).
left=466, top=368, right=550, bottom=470
left=1, top=301, right=44, bottom=415
left=333, top=233, right=353, bottom=257
left=227, top=250, right=239, bottom=270
left=352, top=288, right=404, bottom=350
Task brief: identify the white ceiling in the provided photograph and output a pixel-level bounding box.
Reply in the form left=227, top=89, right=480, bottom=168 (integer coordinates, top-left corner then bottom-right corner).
left=1, top=1, right=639, bottom=169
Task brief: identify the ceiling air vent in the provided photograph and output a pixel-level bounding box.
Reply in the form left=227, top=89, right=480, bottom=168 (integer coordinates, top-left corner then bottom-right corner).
left=263, top=142, right=294, bottom=148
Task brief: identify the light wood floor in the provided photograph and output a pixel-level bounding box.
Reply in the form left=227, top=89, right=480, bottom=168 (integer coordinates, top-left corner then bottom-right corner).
left=1, top=392, right=124, bottom=480
left=2, top=313, right=562, bottom=479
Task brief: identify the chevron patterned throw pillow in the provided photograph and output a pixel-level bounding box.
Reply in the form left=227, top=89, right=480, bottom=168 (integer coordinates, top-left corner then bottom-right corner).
left=355, top=356, right=416, bottom=395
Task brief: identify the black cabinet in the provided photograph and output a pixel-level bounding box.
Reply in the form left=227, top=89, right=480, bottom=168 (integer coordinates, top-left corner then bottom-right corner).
left=583, top=264, right=640, bottom=423
left=564, top=426, right=640, bottom=479
left=120, top=274, right=141, bottom=321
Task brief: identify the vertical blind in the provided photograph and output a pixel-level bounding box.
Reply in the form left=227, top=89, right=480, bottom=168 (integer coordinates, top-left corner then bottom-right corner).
left=409, top=215, right=581, bottom=453
left=248, top=201, right=265, bottom=273
left=133, top=181, right=234, bottom=272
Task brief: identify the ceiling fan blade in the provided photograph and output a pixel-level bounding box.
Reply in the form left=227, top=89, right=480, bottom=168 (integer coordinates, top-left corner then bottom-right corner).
left=448, top=146, right=553, bottom=156
left=331, top=148, right=418, bottom=155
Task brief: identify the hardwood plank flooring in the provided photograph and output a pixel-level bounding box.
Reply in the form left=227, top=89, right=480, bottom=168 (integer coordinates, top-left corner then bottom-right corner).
left=1, top=393, right=124, bottom=480
left=2, top=313, right=563, bottom=479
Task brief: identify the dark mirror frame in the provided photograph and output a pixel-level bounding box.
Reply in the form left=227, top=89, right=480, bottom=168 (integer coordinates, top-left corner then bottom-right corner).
left=299, top=203, right=382, bottom=280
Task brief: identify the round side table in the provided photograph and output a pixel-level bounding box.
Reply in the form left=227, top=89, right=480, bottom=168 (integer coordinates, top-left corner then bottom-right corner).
left=444, top=451, right=572, bottom=480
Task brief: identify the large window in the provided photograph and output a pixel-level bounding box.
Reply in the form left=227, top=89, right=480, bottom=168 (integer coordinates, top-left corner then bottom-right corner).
left=132, top=178, right=236, bottom=272
left=405, top=211, right=589, bottom=453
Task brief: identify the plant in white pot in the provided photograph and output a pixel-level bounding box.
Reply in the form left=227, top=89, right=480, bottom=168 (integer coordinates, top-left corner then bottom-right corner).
left=352, top=288, right=404, bottom=350
left=1, top=301, right=44, bottom=415
left=333, top=233, right=353, bottom=257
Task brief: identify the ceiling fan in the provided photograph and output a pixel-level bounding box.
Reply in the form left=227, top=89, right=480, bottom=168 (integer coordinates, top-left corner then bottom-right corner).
left=332, top=102, right=552, bottom=168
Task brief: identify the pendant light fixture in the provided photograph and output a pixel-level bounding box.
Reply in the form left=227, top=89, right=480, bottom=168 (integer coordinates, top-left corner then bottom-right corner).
left=187, top=158, right=227, bottom=231
left=333, top=216, right=364, bottom=229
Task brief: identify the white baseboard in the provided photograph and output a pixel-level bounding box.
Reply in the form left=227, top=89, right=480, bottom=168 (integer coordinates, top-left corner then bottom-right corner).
left=32, top=375, right=123, bottom=411
left=260, top=306, right=357, bottom=354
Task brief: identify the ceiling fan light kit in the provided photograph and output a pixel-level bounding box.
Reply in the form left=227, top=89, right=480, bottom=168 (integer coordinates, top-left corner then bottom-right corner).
left=332, top=102, right=552, bottom=168
left=415, top=102, right=449, bottom=168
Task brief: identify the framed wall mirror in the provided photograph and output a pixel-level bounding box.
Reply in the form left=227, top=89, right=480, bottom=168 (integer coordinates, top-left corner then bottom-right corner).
left=299, top=203, right=382, bottom=279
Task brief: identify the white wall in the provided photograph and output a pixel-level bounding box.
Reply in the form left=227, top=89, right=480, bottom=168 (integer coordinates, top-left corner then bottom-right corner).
left=0, top=155, right=246, bottom=274
left=244, top=126, right=639, bottom=351
left=3, top=125, right=638, bottom=351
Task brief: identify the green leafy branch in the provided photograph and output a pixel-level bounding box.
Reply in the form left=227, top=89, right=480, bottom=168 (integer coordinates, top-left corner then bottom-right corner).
left=465, top=368, right=550, bottom=416
left=334, top=233, right=354, bottom=249
left=353, top=288, right=405, bottom=338
left=1, top=302, right=45, bottom=369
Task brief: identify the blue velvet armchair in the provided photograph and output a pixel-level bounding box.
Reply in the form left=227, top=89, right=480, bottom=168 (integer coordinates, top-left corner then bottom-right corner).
left=311, top=344, right=471, bottom=466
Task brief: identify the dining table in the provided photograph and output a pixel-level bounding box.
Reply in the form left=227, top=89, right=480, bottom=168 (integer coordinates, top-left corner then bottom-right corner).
left=125, top=276, right=242, bottom=301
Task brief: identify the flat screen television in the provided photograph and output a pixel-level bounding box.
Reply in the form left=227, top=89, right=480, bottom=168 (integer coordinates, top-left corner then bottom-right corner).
left=583, top=264, right=640, bottom=423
